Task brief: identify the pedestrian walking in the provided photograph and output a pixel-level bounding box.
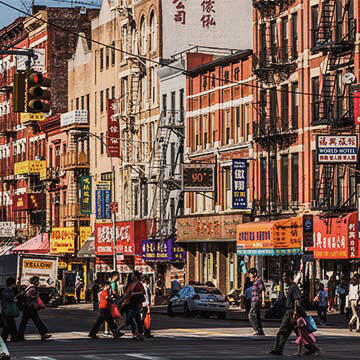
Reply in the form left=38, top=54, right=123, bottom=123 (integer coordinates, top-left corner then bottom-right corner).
left=294, top=309, right=320, bottom=356
left=270, top=271, right=317, bottom=356
left=244, top=279, right=252, bottom=314
left=248, top=267, right=265, bottom=336
left=170, top=275, right=181, bottom=297
left=75, top=276, right=83, bottom=304
left=327, top=274, right=337, bottom=312
left=348, top=276, right=360, bottom=332
left=142, top=275, right=153, bottom=339
left=17, top=276, right=51, bottom=341
left=88, top=281, right=122, bottom=339
left=1, top=277, right=19, bottom=342
left=92, top=279, right=100, bottom=312
left=316, top=283, right=328, bottom=326
left=337, top=276, right=349, bottom=315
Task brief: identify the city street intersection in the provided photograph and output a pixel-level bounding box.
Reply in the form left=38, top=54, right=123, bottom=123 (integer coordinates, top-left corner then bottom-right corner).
left=8, top=305, right=360, bottom=360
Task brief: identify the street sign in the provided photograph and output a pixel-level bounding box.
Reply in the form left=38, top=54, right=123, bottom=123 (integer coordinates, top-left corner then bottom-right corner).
left=181, top=163, right=215, bottom=192
left=110, top=202, right=118, bottom=214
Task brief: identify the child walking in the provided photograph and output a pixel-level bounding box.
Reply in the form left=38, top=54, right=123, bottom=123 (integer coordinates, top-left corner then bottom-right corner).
left=294, top=310, right=320, bottom=356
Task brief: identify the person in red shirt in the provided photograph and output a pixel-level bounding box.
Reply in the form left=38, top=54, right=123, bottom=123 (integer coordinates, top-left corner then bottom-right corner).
left=88, top=282, right=122, bottom=339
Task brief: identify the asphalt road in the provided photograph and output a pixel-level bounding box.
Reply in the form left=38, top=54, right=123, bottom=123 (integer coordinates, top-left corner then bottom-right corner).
left=7, top=305, right=360, bottom=360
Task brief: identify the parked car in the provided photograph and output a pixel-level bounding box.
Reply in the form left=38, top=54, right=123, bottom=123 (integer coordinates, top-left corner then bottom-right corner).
left=167, top=285, right=229, bottom=319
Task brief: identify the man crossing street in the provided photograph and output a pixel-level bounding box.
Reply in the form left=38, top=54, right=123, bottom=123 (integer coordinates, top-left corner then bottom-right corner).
left=248, top=268, right=265, bottom=336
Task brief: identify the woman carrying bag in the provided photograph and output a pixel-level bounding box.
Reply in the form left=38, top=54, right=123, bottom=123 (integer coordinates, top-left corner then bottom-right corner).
left=1, top=277, right=19, bottom=342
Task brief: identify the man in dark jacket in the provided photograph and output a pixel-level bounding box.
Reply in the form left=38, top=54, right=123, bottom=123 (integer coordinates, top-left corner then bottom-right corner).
left=1, top=277, right=19, bottom=342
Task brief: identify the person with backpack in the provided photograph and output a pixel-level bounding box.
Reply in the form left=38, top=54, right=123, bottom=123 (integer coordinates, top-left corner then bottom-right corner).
left=1, top=277, right=19, bottom=342
left=17, top=276, right=51, bottom=341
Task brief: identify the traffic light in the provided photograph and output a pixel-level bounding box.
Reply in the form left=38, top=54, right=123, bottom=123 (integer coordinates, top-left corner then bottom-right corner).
left=25, top=71, right=51, bottom=113
left=13, top=72, right=26, bottom=113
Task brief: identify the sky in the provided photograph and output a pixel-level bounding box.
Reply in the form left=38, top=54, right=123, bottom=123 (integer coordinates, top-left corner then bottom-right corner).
left=0, top=0, right=101, bottom=29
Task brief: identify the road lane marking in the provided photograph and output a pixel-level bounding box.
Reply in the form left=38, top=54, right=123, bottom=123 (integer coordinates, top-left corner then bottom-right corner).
left=126, top=354, right=167, bottom=360
left=27, top=357, right=58, bottom=360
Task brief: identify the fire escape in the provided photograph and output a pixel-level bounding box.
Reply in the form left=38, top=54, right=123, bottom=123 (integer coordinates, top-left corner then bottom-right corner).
left=252, top=0, right=298, bottom=216
left=311, top=0, right=356, bottom=212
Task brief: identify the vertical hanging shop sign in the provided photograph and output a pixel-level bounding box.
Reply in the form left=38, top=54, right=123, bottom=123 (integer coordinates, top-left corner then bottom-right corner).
left=354, top=91, right=360, bottom=125
left=303, top=215, right=314, bottom=248
left=232, top=159, right=248, bottom=209
left=95, top=182, right=111, bottom=220
left=80, top=175, right=92, bottom=215
left=107, top=99, right=120, bottom=157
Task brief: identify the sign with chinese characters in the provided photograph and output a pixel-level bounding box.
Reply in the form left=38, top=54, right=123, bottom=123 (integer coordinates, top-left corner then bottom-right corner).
left=20, top=113, right=45, bottom=123
left=354, top=91, right=360, bottom=125
left=51, top=227, right=75, bottom=254
left=134, top=256, right=154, bottom=274
left=95, top=182, right=111, bottom=220
left=95, top=220, right=148, bottom=256
left=13, top=193, right=45, bottom=211
left=80, top=175, right=92, bottom=215
left=177, top=213, right=247, bottom=243
left=303, top=214, right=314, bottom=248
left=313, top=212, right=358, bottom=259
left=232, top=159, right=247, bottom=209
left=316, top=135, right=357, bottom=163
left=0, top=222, right=15, bottom=238
left=79, top=226, right=92, bottom=249
left=201, top=0, right=216, bottom=28
left=14, top=160, right=46, bottom=175
left=60, top=110, right=88, bottom=128
left=142, top=238, right=186, bottom=262
left=107, top=99, right=120, bottom=157
left=181, top=163, right=215, bottom=192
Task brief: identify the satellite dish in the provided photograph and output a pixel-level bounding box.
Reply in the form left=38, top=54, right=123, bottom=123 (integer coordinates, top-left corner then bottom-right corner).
left=343, top=72, right=356, bottom=85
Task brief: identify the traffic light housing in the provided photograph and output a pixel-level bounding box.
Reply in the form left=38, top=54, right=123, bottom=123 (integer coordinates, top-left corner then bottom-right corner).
left=13, top=72, right=26, bottom=113
left=25, top=71, right=51, bottom=113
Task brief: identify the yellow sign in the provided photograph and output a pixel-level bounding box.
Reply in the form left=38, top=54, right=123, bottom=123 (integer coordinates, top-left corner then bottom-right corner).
left=79, top=226, right=92, bottom=249
left=20, top=113, right=45, bottom=123
left=40, top=168, right=47, bottom=180
left=23, top=260, right=53, bottom=270
left=51, top=227, right=75, bottom=254
left=58, top=259, right=68, bottom=269
left=14, top=160, right=46, bottom=175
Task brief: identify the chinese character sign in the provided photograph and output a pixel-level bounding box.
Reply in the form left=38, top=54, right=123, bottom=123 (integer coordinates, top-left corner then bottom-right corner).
left=51, top=227, right=75, bottom=253
left=317, top=135, right=357, bottom=163
left=80, top=175, right=92, bottom=215
left=201, top=0, right=216, bottom=28
left=172, top=0, right=187, bottom=25
left=232, top=159, right=247, bottom=209
left=95, top=182, right=111, bottom=220
left=107, top=99, right=120, bottom=157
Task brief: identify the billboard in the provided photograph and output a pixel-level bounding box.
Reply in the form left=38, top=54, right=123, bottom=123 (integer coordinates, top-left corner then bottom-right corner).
left=107, top=99, right=120, bottom=157
left=316, top=135, right=357, bottom=163
left=232, top=159, right=248, bottom=209
left=181, top=163, right=215, bottom=191
left=51, top=227, right=75, bottom=254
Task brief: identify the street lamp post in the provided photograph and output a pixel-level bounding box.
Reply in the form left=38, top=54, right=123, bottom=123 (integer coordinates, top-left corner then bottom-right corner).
left=70, top=129, right=118, bottom=271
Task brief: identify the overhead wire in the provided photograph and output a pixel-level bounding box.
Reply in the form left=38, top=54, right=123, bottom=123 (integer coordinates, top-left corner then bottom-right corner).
left=0, top=0, right=356, bottom=100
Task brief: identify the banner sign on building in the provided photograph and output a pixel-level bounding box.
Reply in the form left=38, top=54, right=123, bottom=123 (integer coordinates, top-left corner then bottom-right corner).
left=316, top=135, right=357, bottom=163
left=80, top=175, right=92, bottom=215
left=51, top=227, right=75, bottom=253
left=107, top=99, right=120, bottom=157
left=0, top=222, right=15, bottom=238
left=232, top=159, right=247, bottom=209
left=181, top=163, right=215, bottom=192
left=60, top=110, right=88, bottom=128
left=142, top=237, right=185, bottom=262
left=95, top=182, right=111, bottom=220
left=13, top=193, right=45, bottom=211
left=14, top=160, right=47, bottom=175
left=354, top=91, right=360, bottom=125
left=20, top=113, right=45, bottom=124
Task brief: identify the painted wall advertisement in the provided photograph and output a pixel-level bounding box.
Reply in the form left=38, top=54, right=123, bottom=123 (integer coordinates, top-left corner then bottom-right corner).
left=95, top=182, right=111, bottom=220
left=107, top=99, right=120, bottom=157
left=232, top=159, right=247, bottom=209
left=316, top=135, right=357, bottom=163
left=51, top=227, right=75, bottom=253
left=80, top=175, right=92, bottom=215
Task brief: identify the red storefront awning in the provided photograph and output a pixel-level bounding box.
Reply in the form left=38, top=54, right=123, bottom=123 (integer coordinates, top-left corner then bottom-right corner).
left=12, top=233, right=50, bottom=254
left=313, top=212, right=358, bottom=259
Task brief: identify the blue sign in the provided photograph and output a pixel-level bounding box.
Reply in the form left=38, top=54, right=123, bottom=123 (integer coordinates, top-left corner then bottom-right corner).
left=232, top=159, right=247, bottom=209
left=96, top=189, right=111, bottom=219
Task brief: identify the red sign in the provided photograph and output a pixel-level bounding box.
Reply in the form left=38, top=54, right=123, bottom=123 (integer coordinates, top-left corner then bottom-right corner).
left=354, top=91, right=360, bottom=125
left=95, top=256, right=133, bottom=273
left=110, top=202, right=118, bottom=214
left=107, top=99, right=120, bottom=157
left=95, top=220, right=148, bottom=256
left=13, top=193, right=45, bottom=211
left=313, top=212, right=358, bottom=259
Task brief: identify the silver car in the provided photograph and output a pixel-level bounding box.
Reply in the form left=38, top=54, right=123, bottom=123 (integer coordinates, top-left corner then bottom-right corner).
left=167, top=285, right=229, bottom=319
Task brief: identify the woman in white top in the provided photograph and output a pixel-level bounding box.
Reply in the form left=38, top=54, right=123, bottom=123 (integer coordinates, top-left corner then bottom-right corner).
left=348, top=276, right=359, bottom=332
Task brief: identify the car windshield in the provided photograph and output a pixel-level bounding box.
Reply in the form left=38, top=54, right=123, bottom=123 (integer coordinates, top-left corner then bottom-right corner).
left=194, top=287, right=222, bottom=295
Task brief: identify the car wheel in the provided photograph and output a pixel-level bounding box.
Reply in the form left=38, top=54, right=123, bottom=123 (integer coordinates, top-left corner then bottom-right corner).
left=218, top=312, right=226, bottom=320
left=167, top=303, right=175, bottom=317
left=184, top=303, right=192, bottom=317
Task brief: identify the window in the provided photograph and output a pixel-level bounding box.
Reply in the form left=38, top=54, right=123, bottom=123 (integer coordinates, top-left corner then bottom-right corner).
left=122, top=26, right=128, bottom=59
left=203, top=115, right=208, bottom=146
left=81, top=96, right=84, bottom=110
left=100, top=48, right=104, bottom=71
left=291, top=153, right=299, bottom=202
left=162, top=94, right=167, bottom=115
left=311, top=5, right=319, bottom=47
left=202, top=76, right=207, bottom=90
left=224, top=167, right=231, bottom=210
left=260, top=90, right=266, bottom=132
left=270, top=156, right=277, bottom=204
left=224, top=70, right=230, bottom=84
left=235, top=106, right=241, bottom=143
left=100, top=90, right=104, bottom=112
left=270, top=20, right=277, bottom=60
left=270, top=87, right=277, bottom=130
left=150, top=12, right=157, bottom=52
left=211, top=112, right=216, bottom=145
left=312, top=77, right=320, bottom=123
left=260, top=23, right=267, bottom=64
left=260, top=158, right=266, bottom=211
left=141, top=77, right=146, bottom=106
left=171, top=91, right=176, bottom=118
left=151, top=67, right=156, bottom=104
left=106, top=47, right=109, bottom=68
left=292, top=13, right=298, bottom=58
left=86, top=94, right=90, bottom=112
left=106, top=88, right=109, bottom=104
left=170, top=143, right=176, bottom=176
left=349, top=170, right=356, bottom=207
left=292, top=82, right=298, bottom=129
left=111, top=41, right=115, bottom=65
left=49, top=147, right=53, bottom=168
left=348, top=0, right=355, bottom=42
left=234, top=67, right=240, bottom=81
left=179, top=88, right=184, bottom=123
left=140, top=17, right=146, bottom=54
left=281, top=155, right=288, bottom=209
left=337, top=173, right=344, bottom=206
left=131, top=28, right=137, bottom=55
left=76, top=97, right=79, bottom=110
left=336, top=71, right=343, bottom=119
left=281, top=84, right=288, bottom=129
left=281, top=17, right=288, bottom=62
left=244, top=104, right=250, bottom=142
left=312, top=150, right=318, bottom=202
left=224, top=110, right=231, bottom=144
left=100, top=133, right=104, bottom=154
left=335, top=0, right=342, bottom=42
left=111, top=86, right=115, bottom=99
